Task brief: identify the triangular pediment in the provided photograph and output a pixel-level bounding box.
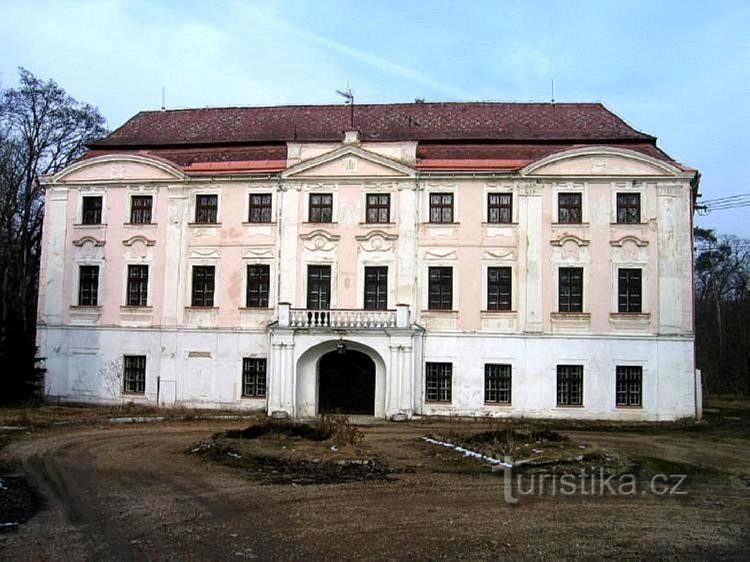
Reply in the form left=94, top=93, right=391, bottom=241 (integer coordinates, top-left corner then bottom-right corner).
left=282, top=146, right=415, bottom=179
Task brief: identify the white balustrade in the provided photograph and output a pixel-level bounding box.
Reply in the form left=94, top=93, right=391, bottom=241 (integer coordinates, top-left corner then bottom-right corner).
left=288, top=308, right=397, bottom=329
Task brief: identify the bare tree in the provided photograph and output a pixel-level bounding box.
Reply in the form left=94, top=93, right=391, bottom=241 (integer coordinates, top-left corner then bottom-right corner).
left=0, top=68, right=107, bottom=402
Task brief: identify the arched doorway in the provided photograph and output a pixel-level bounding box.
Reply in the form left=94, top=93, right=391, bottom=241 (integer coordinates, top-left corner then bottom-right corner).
left=318, top=348, right=376, bottom=415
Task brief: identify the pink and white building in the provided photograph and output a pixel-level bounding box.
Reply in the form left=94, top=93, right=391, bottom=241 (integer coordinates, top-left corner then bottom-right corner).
left=37, top=103, right=700, bottom=420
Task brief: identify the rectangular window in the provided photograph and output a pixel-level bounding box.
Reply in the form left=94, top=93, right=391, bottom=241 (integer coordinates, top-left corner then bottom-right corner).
left=309, top=194, right=333, bottom=223
left=366, top=193, right=390, bottom=224
left=126, top=265, right=149, bottom=307
left=558, top=193, right=582, bottom=224
left=195, top=194, right=218, bottom=224
left=616, top=366, right=643, bottom=407
left=129, top=195, right=153, bottom=224
left=191, top=266, right=215, bottom=307
left=78, top=265, right=99, bottom=306
left=123, top=355, right=146, bottom=394
left=618, top=268, right=642, bottom=313
left=488, top=193, right=512, bottom=224
left=81, top=196, right=103, bottom=225
left=557, top=365, right=583, bottom=406
left=485, top=364, right=512, bottom=404
left=425, top=362, right=452, bottom=402
left=364, top=266, right=388, bottom=310
left=307, top=265, right=331, bottom=309
left=616, top=193, right=641, bottom=224
left=242, top=358, right=267, bottom=398
left=487, top=267, right=512, bottom=311
left=248, top=194, right=273, bottom=223
left=429, top=193, right=454, bottom=223
left=246, top=264, right=270, bottom=308
left=558, top=267, right=583, bottom=312
left=428, top=267, right=452, bottom=310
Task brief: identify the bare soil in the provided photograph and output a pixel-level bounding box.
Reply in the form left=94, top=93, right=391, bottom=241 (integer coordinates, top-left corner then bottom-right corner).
left=0, top=402, right=748, bottom=560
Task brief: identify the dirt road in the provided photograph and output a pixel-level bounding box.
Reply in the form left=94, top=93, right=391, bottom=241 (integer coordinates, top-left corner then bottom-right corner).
left=1, top=420, right=749, bottom=560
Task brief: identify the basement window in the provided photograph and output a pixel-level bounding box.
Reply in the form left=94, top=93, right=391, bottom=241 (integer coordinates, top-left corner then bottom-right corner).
left=485, top=364, right=512, bottom=404
left=123, top=355, right=146, bottom=394
left=616, top=366, right=642, bottom=407
left=242, top=358, right=267, bottom=398
left=557, top=365, right=583, bottom=406
left=425, top=362, right=452, bottom=402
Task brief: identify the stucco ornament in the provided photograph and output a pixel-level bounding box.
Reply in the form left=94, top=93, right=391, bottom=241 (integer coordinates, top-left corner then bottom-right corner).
left=300, top=229, right=340, bottom=252
left=355, top=230, right=398, bottom=252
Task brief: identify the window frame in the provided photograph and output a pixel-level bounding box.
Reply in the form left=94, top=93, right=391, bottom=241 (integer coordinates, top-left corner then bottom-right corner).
left=617, top=268, right=642, bottom=313
left=126, top=264, right=149, bottom=307
left=557, top=193, right=582, bottom=224
left=487, top=193, right=513, bottom=224
left=425, top=362, right=452, bottom=403
left=484, top=364, right=512, bottom=404
left=616, top=365, right=643, bottom=407
left=308, top=193, right=333, bottom=223
left=123, top=355, right=146, bottom=394
left=78, top=265, right=100, bottom=306
left=191, top=265, right=216, bottom=307
left=129, top=195, right=153, bottom=224
left=428, top=266, right=453, bottom=311
left=557, top=365, right=583, bottom=406
left=429, top=193, right=454, bottom=224
left=487, top=266, right=512, bottom=311
left=242, top=358, right=267, bottom=398
left=248, top=193, right=273, bottom=224
left=245, top=264, right=270, bottom=308
left=558, top=267, right=584, bottom=313
left=364, top=266, right=388, bottom=311
left=195, top=194, right=219, bottom=224
left=616, top=193, right=641, bottom=224
left=306, top=265, right=332, bottom=309
left=365, top=193, right=391, bottom=224
left=81, top=195, right=103, bottom=225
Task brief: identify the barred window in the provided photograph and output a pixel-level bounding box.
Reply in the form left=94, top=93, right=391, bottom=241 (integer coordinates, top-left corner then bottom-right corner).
left=487, top=267, right=512, bottom=311
left=195, top=194, right=218, bottom=224
left=248, top=194, right=273, bottom=223
left=557, top=365, right=583, bottom=406
left=130, top=195, right=153, bottom=224
left=366, top=194, right=390, bottom=224
left=246, top=264, right=270, bottom=308
left=123, top=355, right=146, bottom=394
left=429, top=193, right=454, bottom=223
left=485, top=364, right=512, bottom=404
left=616, top=193, right=641, bottom=224
left=242, top=358, right=267, bottom=398
left=309, top=194, right=333, bottom=223
left=558, top=267, right=583, bottom=312
left=191, top=266, right=215, bottom=307
left=428, top=267, right=452, bottom=310
left=127, top=265, right=149, bottom=307
left=488, top=193, right=512, bottom=224
left=618, top=268, right=642, bottom=313
left=558, top=193, right=582, bottom=224
left=426, top=362, right=452, bottom=402
left=81, top=196, right=103, bottom=224
left=78, top=265, right=99, bottom=306
left=616, top=366, right=642, bottom=407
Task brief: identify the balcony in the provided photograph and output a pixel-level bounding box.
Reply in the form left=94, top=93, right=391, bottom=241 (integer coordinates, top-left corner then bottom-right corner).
left=277, top=303, right=410, bottom=330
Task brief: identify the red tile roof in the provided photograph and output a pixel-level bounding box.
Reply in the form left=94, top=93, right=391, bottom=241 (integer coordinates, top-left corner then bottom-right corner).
left=90, top=102, right=655, bottom=147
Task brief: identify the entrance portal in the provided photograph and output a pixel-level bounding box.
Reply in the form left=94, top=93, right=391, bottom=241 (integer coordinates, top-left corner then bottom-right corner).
left=318, top=348, right=375, bottom=415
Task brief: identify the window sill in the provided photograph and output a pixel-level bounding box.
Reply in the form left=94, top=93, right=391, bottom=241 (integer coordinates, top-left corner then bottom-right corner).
left=74, top=223, right=106, bottom=228
left=70, top=305, right=102, bottom=310
left=615, top=405, right=643, bottom=409
left=241, top=395, right=267, bottom=400
left=424, top=222, right=459, bottom=226
left=241, top=222, right=276, bottom=226
left=359, top=222, right=396, bottom=227
left=120, top=305, right=152, bottom=311
left=484, top=402, right=512, bottom=407
left=481, top=222, right=518, bottom=226
left=188, top=222, right=221, bottom=227
left=610, top=222, right=646, bottom=226
left=481, top=309, right=517, bottom=314
left=239, top=307, right=272, bottom=311
left=123, top=222, right=157, bottom=227
left=185, top=306, right=219, bottom=310
left=303, top=221, right=337, bottom=225
left=551, top=222, right=589, bottom=227
left=421, top=309, right=458, bottom=314
left=424, top=401, right=452, bottom=405
left=551, top=312, right=591, bottom=319
left=123, top=391, right=146, bottom=396
left=556, top=404, right=584, bottom=408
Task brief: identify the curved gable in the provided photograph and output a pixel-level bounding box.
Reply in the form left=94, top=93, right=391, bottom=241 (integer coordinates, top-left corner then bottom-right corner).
left=50, top=154, right=186, bottom=183
left=522, top=146, right=681, bottom=177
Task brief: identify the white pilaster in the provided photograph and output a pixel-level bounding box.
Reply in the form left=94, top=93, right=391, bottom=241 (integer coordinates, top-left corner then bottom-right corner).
left=519, top=182, right=544, bottom=332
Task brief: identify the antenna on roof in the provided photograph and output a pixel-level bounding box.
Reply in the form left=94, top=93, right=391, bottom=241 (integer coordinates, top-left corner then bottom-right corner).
left=161, top=86, right=166, bottom=111
left=336, top=85, right=354, bottom=129
left=551, top=79, right=555, bottom=104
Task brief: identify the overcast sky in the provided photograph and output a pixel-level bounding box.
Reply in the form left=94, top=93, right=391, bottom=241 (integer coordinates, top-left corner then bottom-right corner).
left=1, top=0, right=748, bottom=236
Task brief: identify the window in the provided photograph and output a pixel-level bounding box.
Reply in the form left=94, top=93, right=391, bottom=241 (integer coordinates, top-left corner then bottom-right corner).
left=126, top=265, right=149, bottom=307
left=428, top=267, right=452, bottom=310
left=485, top=364, right=512, bottom=404
left=364, top=266, right=388, bottom=310
left=366, top=194, right=390, bottom=224
left=557, top=365, right=583, bottom=406
left=248, top=194, right=273, bottom=223
left=195, top=194, right=218, bottom=224
left=242, top=358, right=267, bottom=398
left=246, top=264, right=270, bottom=308
left=307, top=265, right=331, bottom=309
left=81, top=196, right=103, bottom=224
left=130, top=195, right=152, bottom=224
left=429, top=193, right=454, bottom=223
left=616, top=366, right=642, bottom=407
left=123, top=355, right=146, bottom=394
left=488, top=193, right=512, bottom=224
left=558, top=193, right=582, bottom=224
left=426, top=362, right=452, bottom=402
left=618, top=268, right=642, bottom=313
left=309, top=194, right=333, bottom=223
left=558, top=267, right=583, bottom=312
left=78, top=265, right=99, bottom=306
left=616, top=193, right=641, bottom=224
left=191, top=266, right=215, bottom=307
left=487, top=267, right=512, bottom=311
